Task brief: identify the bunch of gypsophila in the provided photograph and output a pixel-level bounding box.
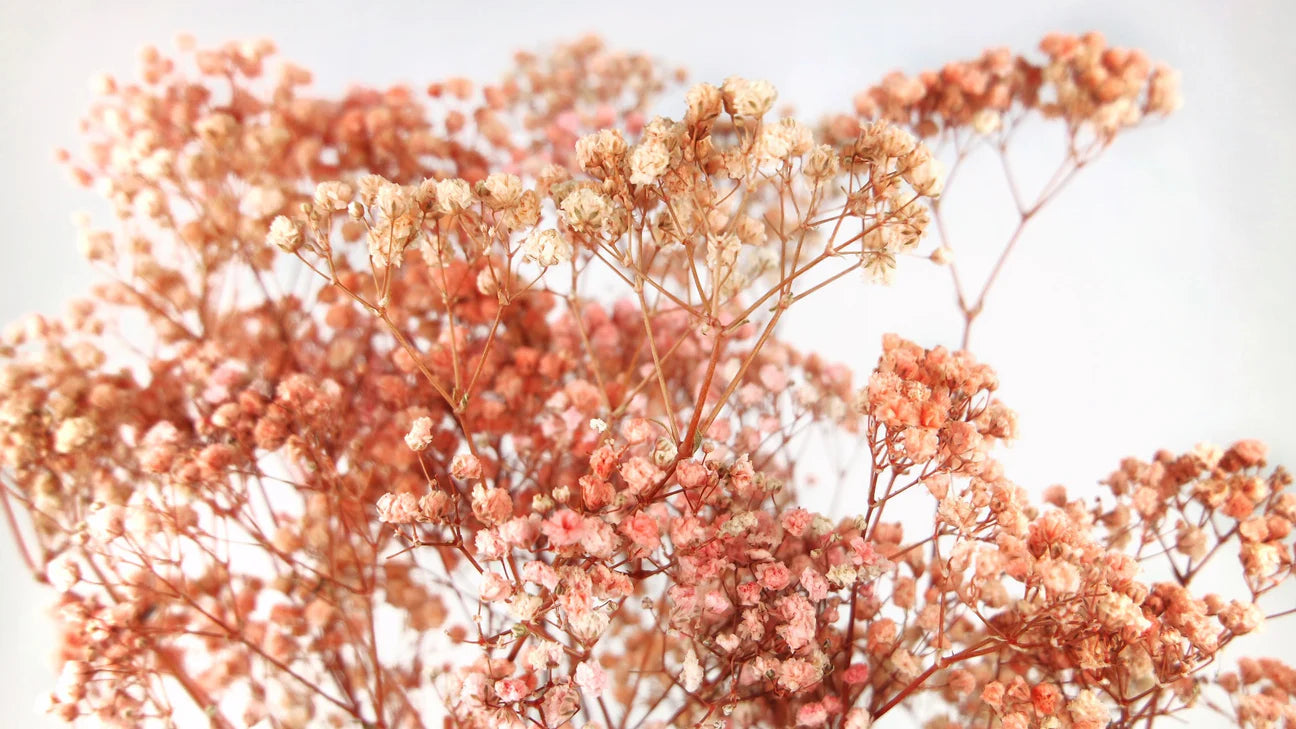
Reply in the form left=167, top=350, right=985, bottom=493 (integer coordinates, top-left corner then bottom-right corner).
left=0, top=30, right=1292, bottom=729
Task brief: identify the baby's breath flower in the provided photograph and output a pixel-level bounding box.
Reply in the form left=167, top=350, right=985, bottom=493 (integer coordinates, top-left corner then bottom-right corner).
left=267, top=215, right=302, bottom=253
left=628, top=139, right=672, bottom=186
left=826, top=564, right=857, bottom=588
left=685, top=82, right=723, bottom=124
left=706, top=233, right=741, bottom=270
left=521, top=229, right=573, bottom=267
left=901, top=146, right=945, bottom=197
left=404, top=416, right=435, bottom=451
left=1067, top=690, right=1110, bottom=729
left=313, top=181, right=354, bottom=212
left=54, top=417, right=95, bottom=454
left=1147, top=64, right=1183, bottom=114
left=559, top=187, right=614, bottom=234
left=46, top=554, right=81, bottom=592
left=721, top=511, right=758, bottom=537
left=721, top=76, right=777, bottom=118
left=477, top=172, right=523, bottom=209
left=452, top=452, right=483, bottom=480
left=681, top=647, right=703, bottom=692
left=810, top=515, right=835, bottom=536
left=862, top=251, right=897, bottom=285
left=575, top=129, right=628, bottom=175
left=240, top=185, right=285, bottom=219
left=574, top=662, right=607, bottom=698
left=971, top=109, right=1002, bottom=134
left=376, top=492, right=419, bottom=524
left=652, top=436, right=678, bottom=467
left=758, top=119, right=812, bottom=163
left=435, top=178, right=474, bottom=213
left=803, top=144, right=840, bottom=179
left=508, top=593, right=543, bottom=622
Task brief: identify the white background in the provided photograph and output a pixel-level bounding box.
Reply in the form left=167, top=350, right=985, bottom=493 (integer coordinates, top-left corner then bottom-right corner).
left=1, top=1, right=1293, bottom=726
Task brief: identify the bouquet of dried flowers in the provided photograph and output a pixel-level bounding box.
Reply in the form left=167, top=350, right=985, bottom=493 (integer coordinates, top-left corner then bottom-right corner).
left=2, top=30, right=1291, bottom=729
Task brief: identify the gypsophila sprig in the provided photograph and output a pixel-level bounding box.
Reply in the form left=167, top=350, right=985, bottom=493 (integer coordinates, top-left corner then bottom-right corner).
left=1, top=30, right=1291, bottom=729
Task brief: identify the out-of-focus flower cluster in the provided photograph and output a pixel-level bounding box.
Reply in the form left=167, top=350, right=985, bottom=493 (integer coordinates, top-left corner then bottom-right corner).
left=825, top=30, right=1180, bottom=144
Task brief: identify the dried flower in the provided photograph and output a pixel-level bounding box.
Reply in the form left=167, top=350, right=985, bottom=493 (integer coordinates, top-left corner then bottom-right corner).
left=8, top=31, right=1288, bottom=729
left=521, top=229, right=573, bottom=267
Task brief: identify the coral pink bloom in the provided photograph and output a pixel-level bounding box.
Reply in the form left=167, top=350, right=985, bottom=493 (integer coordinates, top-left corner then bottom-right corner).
left=542, top=508, right=587, bottom=547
